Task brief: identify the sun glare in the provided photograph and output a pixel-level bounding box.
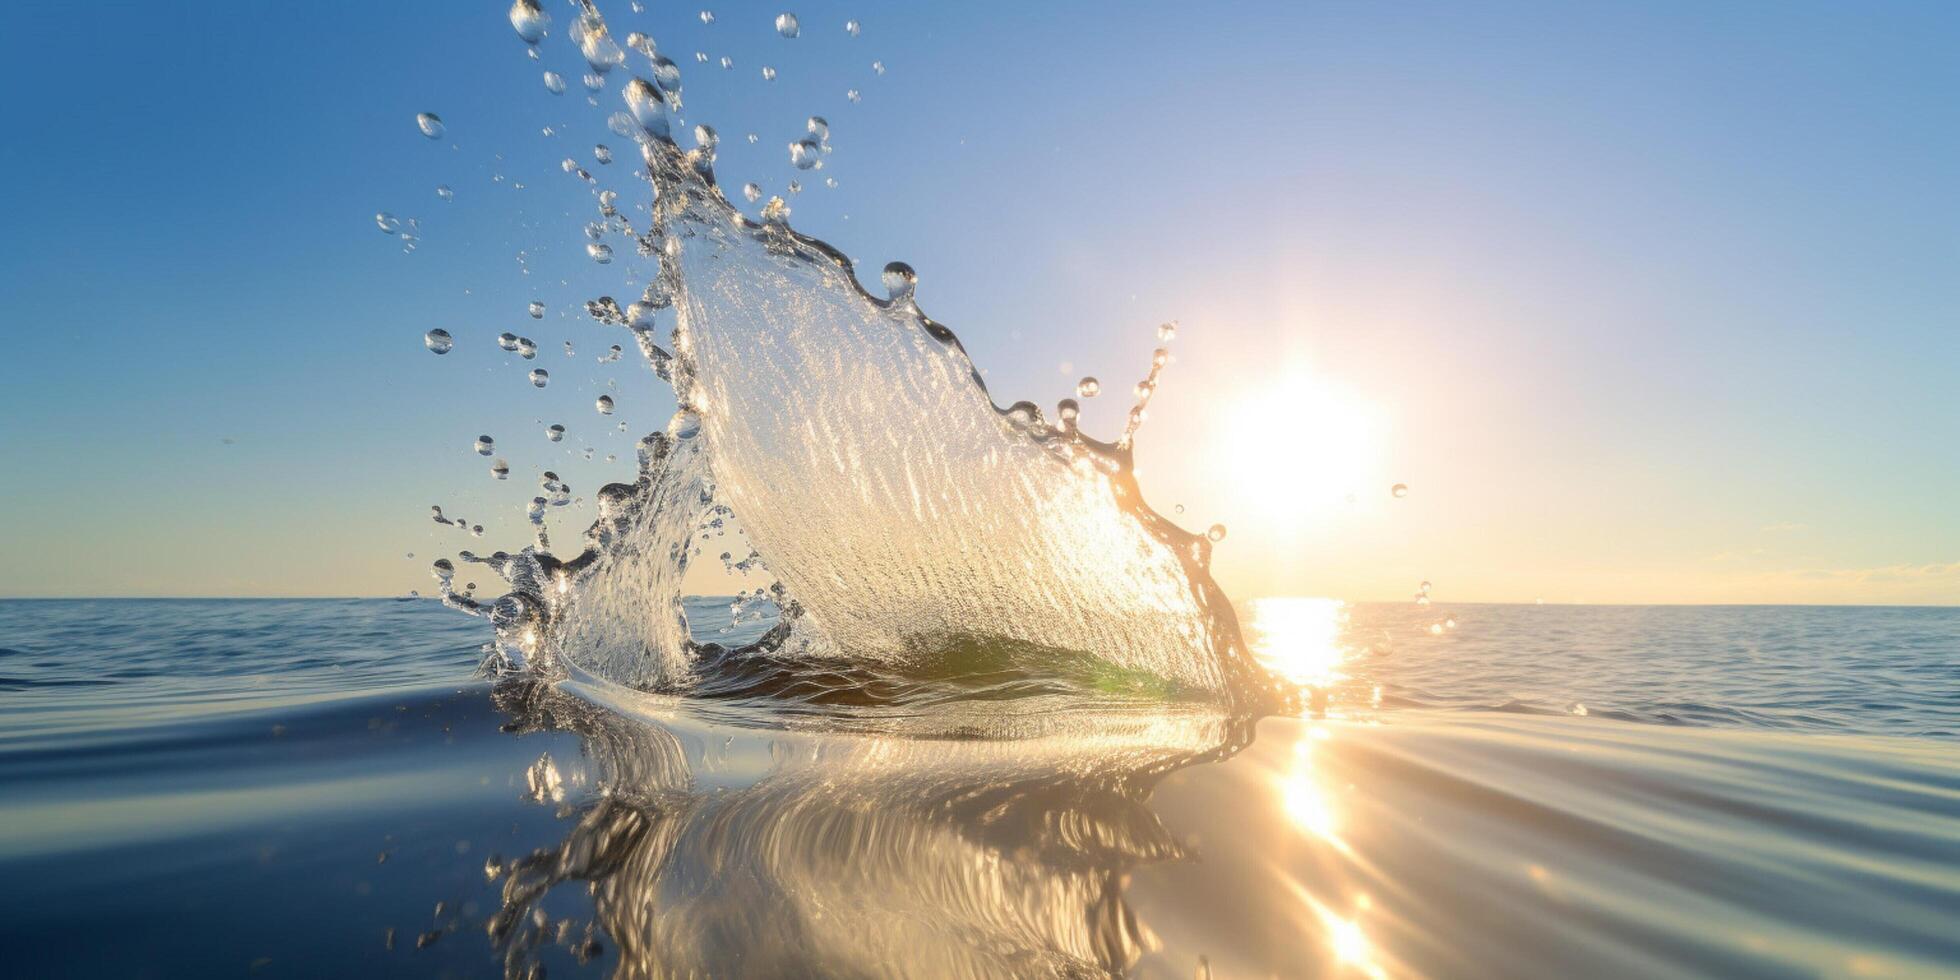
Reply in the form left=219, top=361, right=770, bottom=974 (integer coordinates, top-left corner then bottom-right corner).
left=1220, top=371, right=1384, bottom=531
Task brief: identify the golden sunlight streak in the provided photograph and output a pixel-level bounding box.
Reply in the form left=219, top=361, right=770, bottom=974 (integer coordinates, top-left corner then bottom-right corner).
left=1247, top=597, right=1351, bottom=688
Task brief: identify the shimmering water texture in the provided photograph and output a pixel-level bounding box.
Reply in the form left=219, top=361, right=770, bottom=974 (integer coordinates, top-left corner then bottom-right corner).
left=0, top=600, right=1956, bottom=978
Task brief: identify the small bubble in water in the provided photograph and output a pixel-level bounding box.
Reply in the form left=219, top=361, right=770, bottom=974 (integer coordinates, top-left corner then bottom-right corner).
left=491, top=458, right=511, bottom=480
left=775, top=12, right=800, bottom=37
left=546, top=424, right=565, bottom=441
left=699, top=10, right=715, bottom=25
left=596, top=395, right=616, bottom=415
left=529, top=368, right=549, bottom=388
left=475, top=435, right=496, bottom=456
left=1207, top=524, right=1227, bottom=542
left=1158, top=321, right=1177, bottom=342
left=376, top=212, right=401, bottom=234
left=516, top=337, right=538, bottom=359
left=789, top=139, right=820, bottom=170
left=845, top=19, right=861, bottom=36
left=424, top=328, right=453, bottom=354
left=1076, top=377, right=1101, bottom=398
left=509, top=0, right=549, bottom=43
left=881, top=261, right=917, bottom=301
left=587, top=242, right=613, bottom=263
left=742, top=182, right=762, bottom=203
left=436, top=185, right=454, bottom=201
left=528, top=301, right=545, bottom=319
left=1392, top=483, right=1409, bottom=498
left=593, top=143, right=612, bottom=164
left=416, top=113, right=444, bottom=139
left=498, top=332, right=521, bottom=351
left=543, top=71, right=566, bottom=94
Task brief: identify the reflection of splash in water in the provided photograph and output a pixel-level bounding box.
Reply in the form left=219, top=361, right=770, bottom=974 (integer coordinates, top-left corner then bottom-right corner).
left=485, top=678, right=1255, bottom=977
left=439, top=1, right=1276, bottom=716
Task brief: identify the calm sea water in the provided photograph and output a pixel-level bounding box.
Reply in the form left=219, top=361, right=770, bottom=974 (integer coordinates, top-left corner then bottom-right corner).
left=1, top=599, right=1955, bottom=977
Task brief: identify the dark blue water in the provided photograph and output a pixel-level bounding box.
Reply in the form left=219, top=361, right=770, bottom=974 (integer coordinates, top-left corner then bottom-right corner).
left=1, top=599, right=1956, bottom=977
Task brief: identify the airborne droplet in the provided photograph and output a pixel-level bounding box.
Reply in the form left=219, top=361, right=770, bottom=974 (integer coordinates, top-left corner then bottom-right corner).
left=546, top=424, right=565, bottom=442
left=596, top=395, right=616, bottom=415
left=436, top=185, right=454, bottom=201
left=845, top=19, right=861, bottom=37
left=1077, top=377, right=1101, bottom=398
left=807, top=116, right=829, bottom=142
left=1207, top=524, right=1227, bottom=542
left=775, top=12, right=800, bottom=37
left=509, top=0, right=549, bottom=44
left=543, top=71, right=566, bottom=94
left=788, top=139, right=820, bottom=170
left=529, top=369, right=549, bottom=388
left=881, top=261, right=917, bottom=301
left=742, top=182, right=762, bottom=203
left=528, top=301, right=545, bottom=319
left=761, top=66, right=777, bottom=81
left=491, top=458, right=511, bottom=480
left=1392, top=483, right=1409, bottom=499
left=424, top=328, right=453, bottom=354
left=593, top=143, right=612, bottom=164
left=515, top=337, right=538, bottom=359
left=587, top=242, right=613, bottom=263
left=475, top=435, right=496, bottom=456
left=416, top=113, right=444, bottom=140
left=1158, top=321, right=1177, bottom=342
left=376, top=212, right=401, bottom=234
left=498, top=332, right=521, bottom=352
left=699, top=10, right=715, bottom=25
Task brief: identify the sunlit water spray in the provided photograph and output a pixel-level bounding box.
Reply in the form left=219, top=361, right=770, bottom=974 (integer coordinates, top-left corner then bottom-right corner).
left=429, top=1, right=1278, bottom=720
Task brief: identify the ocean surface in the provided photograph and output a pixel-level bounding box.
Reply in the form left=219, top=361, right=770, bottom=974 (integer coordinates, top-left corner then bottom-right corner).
left=1, top=598, right=1955, bottom=978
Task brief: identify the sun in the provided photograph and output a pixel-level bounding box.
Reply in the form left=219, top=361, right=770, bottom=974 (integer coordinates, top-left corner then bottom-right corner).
left=1218, top=369, right=1384, bottom=532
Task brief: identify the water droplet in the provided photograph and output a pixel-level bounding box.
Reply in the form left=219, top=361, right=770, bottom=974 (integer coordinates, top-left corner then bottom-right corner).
left=528, top=301, right=545, bottom=319
left=881, top=261, right=917, bottom=301
left=587, top=242, right=613, bottom=263
left=758, top=65, right=778, bottom=82
left=376, top=212, right=401, bottom=234
left=761, top=195, right=791, bottom=223
left=719, top=56, right=734, bottom=70
left=1429, top=623, right=1444, bottom=636
left=436, top=185, right=454, bottom=201
left=1392, top=483, right=1409, bottom=499
left=1174, top=504, right=1185, bottom=514
left=787, top=180, right=802, bottom=195
left=788, top=138, right=821, bottom=170
left=572, top=12, right=625, bottom=74
left=699, top=10, right=715, bottom=25
left=475, top=435, right=496, bottom=456
left=846, top=88, right=861, bottom=103
left=498, top=332, right=521, bottom=351
left=1207, top=524, right=1227, bottom=542
left=1076, top=377, right=1101, bottom=398
left=742, top=182, right=762, bottom=203
left=529, top=368, right=550, bottom=388
left=516, top=337, right=538, bottom=359
left=651, top=55, right=682, bottom=93
left=1415, top=594, right=1431, bottom=607
left=542, top=71, right=566, bottom=94
left=775, top=12, right=800, bottom=37
left=509, top=0, right=549, bottom=44
left=872, top=60, right=886, bottom=74
left=694, top=124, right=718, bottom=152
left=1057, top=398, right=1080, bottom=424
left=1158, top=321, right=1177, bottom=342
left=623, top=78, right=669, bottom=138
left=807, top=116, right=830, bottom=142
left=1445, top=616, right=1458, bottom=630
left=424, top=328, right=453, bottom=354
left=1419, top=580, right=1432, bottom=594
left=596, top=395, right=616, bottom=415
left=416, top=113, right=444, bottom=140
left=546, top=423, right=566, bottom=442
left=491, top=458, right=511, bottom=480
left=845, top=19, right=861, bottom=36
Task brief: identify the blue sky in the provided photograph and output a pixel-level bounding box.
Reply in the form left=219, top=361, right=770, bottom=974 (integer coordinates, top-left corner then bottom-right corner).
left=1, top=1, right=1955, bottom=602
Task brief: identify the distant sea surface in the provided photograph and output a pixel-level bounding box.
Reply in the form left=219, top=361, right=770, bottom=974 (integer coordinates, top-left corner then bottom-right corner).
left=1, top=599, right=1955, bottom=978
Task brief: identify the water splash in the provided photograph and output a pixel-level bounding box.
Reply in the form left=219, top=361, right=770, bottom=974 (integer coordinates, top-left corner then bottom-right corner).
left=430, top=1, right=1275, bottom=718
